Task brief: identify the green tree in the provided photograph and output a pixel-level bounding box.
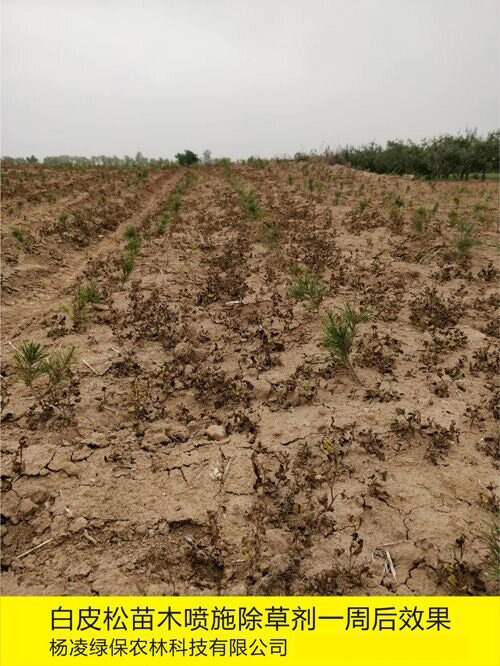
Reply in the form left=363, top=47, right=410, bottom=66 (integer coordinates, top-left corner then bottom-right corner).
left=175, top=150, right=199, bottom=166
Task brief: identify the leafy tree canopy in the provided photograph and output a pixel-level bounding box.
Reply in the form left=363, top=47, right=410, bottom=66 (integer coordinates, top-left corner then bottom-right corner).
left=175, top=150, right=199, bottom=167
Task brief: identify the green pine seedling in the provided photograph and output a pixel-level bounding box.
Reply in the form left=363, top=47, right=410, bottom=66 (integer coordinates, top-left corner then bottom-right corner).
left=11, top=226, right=32, bottom=249
left=289, top=271, right=327, bottom=309
left=42, top=346, right=76, bottom=387
left=356, top=198, right=369, bottom=215
left=14, top=341, right=49, bottom=387
left=452, top=220, right=482, bottom=256
left=479, top=521, right=500, bottom=581
left=121, top=253, right=135, bottom=280
left=411, top=207, right=430, bottom=233
left=124, top=225, right=141, bottom=254
left=61, top=284, right=103, bottom=328
left=155, top=212, right=170, bottom=236
left=262, top=220, right=279, bottom=246
left=322, top=301, right=372, bottom=383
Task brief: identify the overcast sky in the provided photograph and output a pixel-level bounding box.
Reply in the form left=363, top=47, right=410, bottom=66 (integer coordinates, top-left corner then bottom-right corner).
left=1, top=0, right=499, bottom=159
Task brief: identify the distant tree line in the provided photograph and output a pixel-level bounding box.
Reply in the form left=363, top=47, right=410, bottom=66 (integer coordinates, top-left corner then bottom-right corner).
left=1, top=152, right=173, bottom=168
left=3, top=130, right=499, bottom=179
left=1, top=149, right=219, bottom=168
left=328, top=130, right=499, bottom=180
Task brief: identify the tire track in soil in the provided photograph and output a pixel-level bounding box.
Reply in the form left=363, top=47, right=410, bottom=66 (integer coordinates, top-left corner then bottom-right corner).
left=1, top=171, right=182, bottom=340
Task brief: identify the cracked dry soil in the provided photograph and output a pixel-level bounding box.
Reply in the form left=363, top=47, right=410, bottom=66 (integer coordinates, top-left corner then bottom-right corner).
left=1, top=161, right=499, bottom=596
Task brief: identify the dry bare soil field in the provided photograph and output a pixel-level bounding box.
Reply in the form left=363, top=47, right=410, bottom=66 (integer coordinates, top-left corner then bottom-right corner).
left=1, top=161, right=499, bottom=596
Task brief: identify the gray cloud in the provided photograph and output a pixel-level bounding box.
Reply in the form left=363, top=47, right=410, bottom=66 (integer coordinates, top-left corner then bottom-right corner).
left=2, top=0, right=498, bottom=159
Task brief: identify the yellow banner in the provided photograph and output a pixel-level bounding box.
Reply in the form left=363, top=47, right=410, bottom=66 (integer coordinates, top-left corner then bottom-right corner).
left=1, top=596, right=499, bottom=666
